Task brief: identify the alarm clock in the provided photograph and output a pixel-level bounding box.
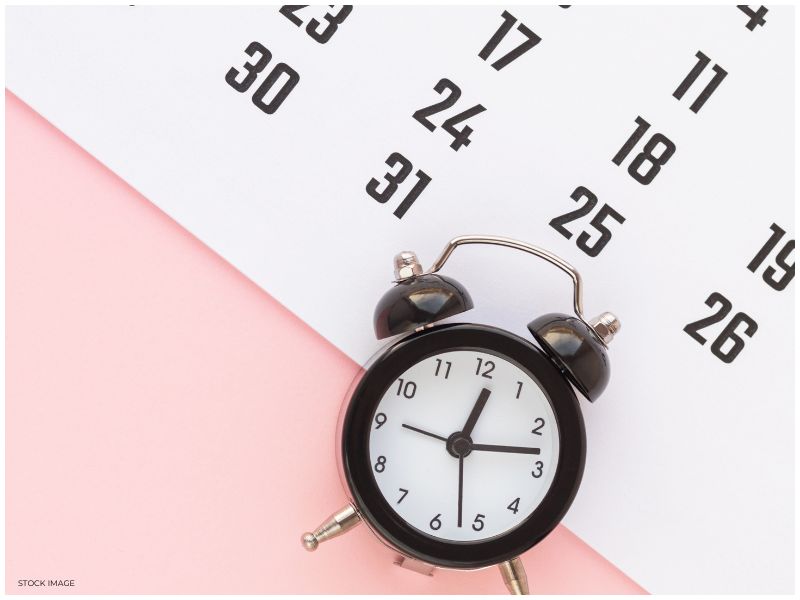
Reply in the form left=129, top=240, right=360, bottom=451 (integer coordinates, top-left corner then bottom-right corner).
left=301, top=235, right=620, bottom=594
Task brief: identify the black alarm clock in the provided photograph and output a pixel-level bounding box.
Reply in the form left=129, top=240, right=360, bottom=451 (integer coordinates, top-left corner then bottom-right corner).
left=302, top=235, right=620, bottom=594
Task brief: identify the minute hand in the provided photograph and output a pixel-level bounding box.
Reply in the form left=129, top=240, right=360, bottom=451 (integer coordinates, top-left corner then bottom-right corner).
left=471, top=443, right=541, bottom=455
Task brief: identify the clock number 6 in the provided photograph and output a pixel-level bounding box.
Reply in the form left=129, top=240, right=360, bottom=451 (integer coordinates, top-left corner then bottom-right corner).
left=549, top=186, right=625, bottom=257
left=225, top=41, right=300, bottom=115
left=429, top=514, right=442, bottom=530
left=366, top=152, right=432, bottom=219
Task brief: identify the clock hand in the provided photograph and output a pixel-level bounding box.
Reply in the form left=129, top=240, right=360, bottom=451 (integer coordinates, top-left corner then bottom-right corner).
left=401, top=424, right=448, bottom=442
left=457, top=454, right=464, bottom=528
left=461, top=387, right=491, bottom=437
left=471, top=443, right=541, bottom=455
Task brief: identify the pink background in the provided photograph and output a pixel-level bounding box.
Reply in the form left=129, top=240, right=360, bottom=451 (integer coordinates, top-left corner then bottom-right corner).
left=5, top=91, right=644, bottom=594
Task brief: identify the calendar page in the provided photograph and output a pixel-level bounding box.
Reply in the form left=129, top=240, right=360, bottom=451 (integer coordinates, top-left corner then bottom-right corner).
left=6, top=5, right=794, bottom=593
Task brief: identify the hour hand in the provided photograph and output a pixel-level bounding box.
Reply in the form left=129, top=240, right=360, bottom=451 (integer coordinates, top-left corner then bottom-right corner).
left=402, top=424, right=448, bottom=442
left=471, top=443, right=540, bottom=455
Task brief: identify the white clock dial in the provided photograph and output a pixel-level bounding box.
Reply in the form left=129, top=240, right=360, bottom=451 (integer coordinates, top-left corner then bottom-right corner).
left=368, top=349, right=560, bottom=542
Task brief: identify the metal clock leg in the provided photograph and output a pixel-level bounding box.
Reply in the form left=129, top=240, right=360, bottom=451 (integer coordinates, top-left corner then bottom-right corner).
left=301, top=504, right=361, bottom=551
left=499, top=557, right=529, bottom=595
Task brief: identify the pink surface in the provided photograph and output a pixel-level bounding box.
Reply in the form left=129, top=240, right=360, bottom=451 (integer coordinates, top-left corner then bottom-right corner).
left=5, top=90, right=645, bottom=594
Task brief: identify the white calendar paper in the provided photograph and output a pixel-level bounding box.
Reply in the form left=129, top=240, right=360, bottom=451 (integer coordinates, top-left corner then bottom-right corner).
left=6, top=5, right=794, bottom=593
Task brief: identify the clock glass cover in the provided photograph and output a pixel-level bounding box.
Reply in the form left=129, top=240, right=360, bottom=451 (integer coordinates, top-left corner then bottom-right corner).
left=368, top=349, right=560, bottom=542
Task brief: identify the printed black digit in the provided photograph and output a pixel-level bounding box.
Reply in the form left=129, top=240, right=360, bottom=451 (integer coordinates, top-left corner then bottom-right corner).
left=413, top=79, right=486, bottom=151
left=366, top=152, right=412, bottom=204
left=366, top=152, right=432, bottom=219
left=442, top=104, right=487, bottom=151
left=225, top=41, right=272, bottom=93
left=475, top=357, right=495, bottom=378
left=251, top=62, right=300, bottom=114
left=550, top=186, right=625, bottom=257
left=280, top=5, right=352, bottom=43
left=612, top=117, right=676, bottom=185
left=479, top=10, right=542, bottom=71
left=279, top=5, right=307, bottom=26
left=684, top=292, right=732, bottom=345
left=673, top=51, right=727, bottom=113
left=306, top=5, right=352, bottom=44
left=225, top=42, right=299, bottom=115
left=396, top=379, right=417, bottom=398
left=684, top=292, right=758, bottom=363
left=412, top=79, right=461, bottom=132
left=710, top=313, right=758, bottom=364
left=472, top=514, right=486, bottom=531
left=737, top=5, right=768, bottom=30
left=747, top=223, right=795, bottom=291
left=434, top=358, right=453, bottom=378
left=507, top=498, right=520, bottom=514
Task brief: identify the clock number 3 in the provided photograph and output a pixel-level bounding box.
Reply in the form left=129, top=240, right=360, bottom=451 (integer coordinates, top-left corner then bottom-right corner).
left=366, top=152, right=432, bottom=219
left=532, top=461, right=544, bottom=478
left=279, top=5, right=353, bottom=44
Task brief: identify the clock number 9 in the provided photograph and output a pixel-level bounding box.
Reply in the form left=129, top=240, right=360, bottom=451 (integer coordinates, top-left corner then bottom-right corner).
left=374, top=413, right=387, bottom=429
left=532, top=461, right=544, bottom=478
left=429, top=514, right=442, bottom=530
left=374, top=455, right=387, bottom=473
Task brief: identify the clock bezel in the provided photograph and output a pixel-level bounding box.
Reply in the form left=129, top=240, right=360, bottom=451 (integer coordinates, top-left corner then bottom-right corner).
left=341, top=323, right=586, bottom=569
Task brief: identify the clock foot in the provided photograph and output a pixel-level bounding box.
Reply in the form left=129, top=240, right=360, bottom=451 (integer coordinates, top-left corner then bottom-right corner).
left=301, top=504, right=361, bottom=551
left=499, top=557, right=529, bottom=595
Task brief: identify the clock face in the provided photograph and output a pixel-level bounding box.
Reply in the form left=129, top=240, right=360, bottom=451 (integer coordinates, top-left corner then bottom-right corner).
left=341, top=324, right=584, bottom=568
left=368, top=349, right=560, bottom=542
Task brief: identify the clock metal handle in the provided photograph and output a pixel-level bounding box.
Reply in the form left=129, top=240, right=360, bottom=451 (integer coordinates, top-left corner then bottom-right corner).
left=426, top=234, right=590, bottom=329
